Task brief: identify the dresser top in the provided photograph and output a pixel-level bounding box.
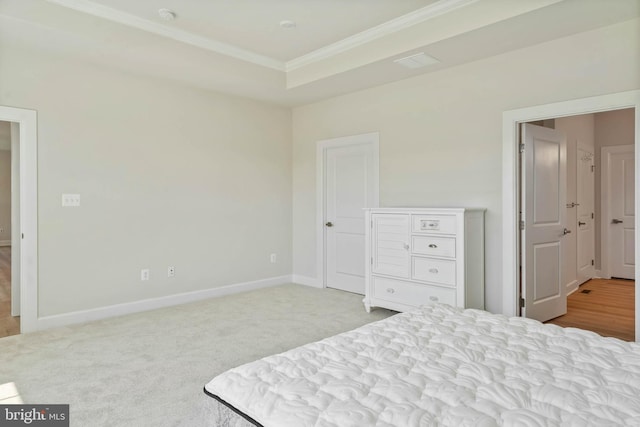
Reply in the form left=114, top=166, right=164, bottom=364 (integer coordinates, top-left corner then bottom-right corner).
left=364, top=207, right=485, bottom=213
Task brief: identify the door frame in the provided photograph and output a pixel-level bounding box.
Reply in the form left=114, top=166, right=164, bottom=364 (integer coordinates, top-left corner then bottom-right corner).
left=502, top=90, right=640, bottom=341
left=0, top=105, right=38, bottom=333
left=315, top=132, right=379, bottom=289
left=601, top=144, right=635, bottom=279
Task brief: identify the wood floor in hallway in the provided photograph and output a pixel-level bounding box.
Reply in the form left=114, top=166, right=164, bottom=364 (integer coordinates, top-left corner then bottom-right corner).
left=546, top=278, right=635, bottom=341
left=0, top=246, right=20, bottom=338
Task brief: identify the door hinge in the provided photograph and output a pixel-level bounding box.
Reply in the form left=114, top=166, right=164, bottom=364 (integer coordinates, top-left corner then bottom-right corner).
left=21, top=233, right=24, bottom=239
left=591, top=212, right=594, bottom=219
left=519, top=297, right=525, bottom=308
left=592, top=259, right=594, bottom=266
left=370, top=257, right=373, bottom=265
left=519, top=143, right=525, bottom=153
left=371, top=220, right=373, bottom=229
left=591, top=165, right=595, bottom=172
left=519, top=220, right=525, bottom=231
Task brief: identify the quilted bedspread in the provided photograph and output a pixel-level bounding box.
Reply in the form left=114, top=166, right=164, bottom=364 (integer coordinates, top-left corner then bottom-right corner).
left=205, top=304, right=640, bottom=426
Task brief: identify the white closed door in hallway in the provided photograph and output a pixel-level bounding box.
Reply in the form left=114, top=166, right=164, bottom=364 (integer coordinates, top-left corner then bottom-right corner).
left=576, top=148, right=595, bottom=284
left=608, top=146, right=635, bottom=280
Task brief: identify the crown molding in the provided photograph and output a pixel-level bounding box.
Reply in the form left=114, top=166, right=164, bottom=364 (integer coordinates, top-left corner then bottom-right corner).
left=44, top=0, right=478, bottom=74
left=45, top=0, right=286, bottom=71
left=285, top=0, right=478, bottom=72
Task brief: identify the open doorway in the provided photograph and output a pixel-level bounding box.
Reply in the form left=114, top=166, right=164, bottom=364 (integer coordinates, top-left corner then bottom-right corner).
left=0, top=120, right=19, bottom=337
left=0, top=105, right=38, bottom=336
left=520, top=110, right=635, bottom=341
left=502, top=90, right=640, bottom=342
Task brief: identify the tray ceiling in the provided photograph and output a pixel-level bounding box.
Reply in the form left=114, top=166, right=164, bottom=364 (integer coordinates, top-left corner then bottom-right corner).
left=1, top=0, right=639, bottom=106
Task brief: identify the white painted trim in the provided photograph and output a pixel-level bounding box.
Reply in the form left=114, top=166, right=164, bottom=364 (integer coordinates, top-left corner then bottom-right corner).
left=0, top=240, right=10, bottom=247
left=601, top=144, right=635, bottom=280
left=502, top=90, right=640, bottom=341
left=10, top=122, right=20, bottom=317
left=566, top=279, right=579, bottom=295
left=0, top=106, right=37, bottom=333
left=286, top=0, right=477, bottom=71
left=315, top=132, right=379, bottom=290
left=35, top=275, right=292, bottom=331
left=292, top=274, right=323, bottom=288
left=45, top=0, right=284, bottom=71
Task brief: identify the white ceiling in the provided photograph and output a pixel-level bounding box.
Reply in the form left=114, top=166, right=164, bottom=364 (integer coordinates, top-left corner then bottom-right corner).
left=1, top=0, right=639, bottom=106
left=73, top=0, right=440, bottom=61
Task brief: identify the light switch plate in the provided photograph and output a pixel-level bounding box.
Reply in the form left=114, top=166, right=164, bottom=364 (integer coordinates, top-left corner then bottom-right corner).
left=62, top=194, right=81, bottom=207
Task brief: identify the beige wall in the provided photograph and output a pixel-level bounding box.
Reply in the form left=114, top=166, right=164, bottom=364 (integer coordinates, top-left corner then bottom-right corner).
left=292, top=19, right=640, bottom=313
left=0, top=149, right=10, bottom=242
left=0, top=45, right=292, bottom=317
left=594, top=108, right=636, bottom=270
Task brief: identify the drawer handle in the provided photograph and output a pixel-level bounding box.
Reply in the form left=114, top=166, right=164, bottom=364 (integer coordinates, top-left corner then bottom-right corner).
left=403, top=244, right=410, bottom=250
left=428, top=244, right=438, bottom=248
left=421, top=220, right=440, bottom=230
left=429, top=268, right=439, bottom=274
left=386, top=288, right=395, bottom=294
left=429, top=296, right=439, bottom=302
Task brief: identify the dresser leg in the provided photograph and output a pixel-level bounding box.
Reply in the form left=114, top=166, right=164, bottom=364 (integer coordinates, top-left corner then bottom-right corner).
left=363, top=298, right=371, bottom=313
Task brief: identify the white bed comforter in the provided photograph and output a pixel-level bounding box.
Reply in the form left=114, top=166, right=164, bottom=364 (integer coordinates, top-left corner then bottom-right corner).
left=205, top=304, right=640, bottom=426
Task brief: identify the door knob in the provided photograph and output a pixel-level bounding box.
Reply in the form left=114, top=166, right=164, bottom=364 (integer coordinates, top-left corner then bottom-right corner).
left=612, top=219, right=623, bottom=224
left=562, top=228, right=571, bottom=235
left=325, top=222, right=333, bottom=227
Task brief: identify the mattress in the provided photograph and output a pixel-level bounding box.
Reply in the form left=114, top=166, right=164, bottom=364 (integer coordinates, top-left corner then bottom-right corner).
left=200, top=392, right=261, bottom=427
left=204, top=303, right=640, bottom=426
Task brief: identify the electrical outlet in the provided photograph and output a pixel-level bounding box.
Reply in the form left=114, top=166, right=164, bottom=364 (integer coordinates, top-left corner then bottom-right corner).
left=141, top=269, right=150, bottom=281
left=62, top=194, right=81, bottom=207
left=167, top=266, right=175, bottom=278
left=270, top=253, right=277, bottom=263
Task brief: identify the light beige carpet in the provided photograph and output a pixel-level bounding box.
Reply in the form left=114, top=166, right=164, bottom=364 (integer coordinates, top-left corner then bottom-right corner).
left=0, top=284, right=394, bottom=426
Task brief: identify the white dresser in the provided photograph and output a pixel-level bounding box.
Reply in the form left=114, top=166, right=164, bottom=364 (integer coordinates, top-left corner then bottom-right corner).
left=363, top=208, right=485, bottom=312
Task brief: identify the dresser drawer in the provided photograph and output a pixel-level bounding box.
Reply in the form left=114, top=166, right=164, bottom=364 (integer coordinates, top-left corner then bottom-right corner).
left=412, top=235, right=456, bottom=258
left=372, top=276, right=456, bottom=306
left=412, top=214, right=456, bottom=234
left=412, top=257, right=456, bottom=286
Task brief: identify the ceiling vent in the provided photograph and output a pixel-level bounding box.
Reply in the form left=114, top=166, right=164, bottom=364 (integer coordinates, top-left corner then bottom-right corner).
left=393, top=52, right=440, bottom=69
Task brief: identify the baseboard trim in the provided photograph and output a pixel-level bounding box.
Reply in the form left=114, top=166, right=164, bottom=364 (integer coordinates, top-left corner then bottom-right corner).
left=595, top=270, right=609, bottom=279
left=565, top=279, right=579, bottom=295
left=35, top=275, right=293, bottom=331
left=292, top=274, right=323, bottom=288
left=0, top=240, right=10, bottom=247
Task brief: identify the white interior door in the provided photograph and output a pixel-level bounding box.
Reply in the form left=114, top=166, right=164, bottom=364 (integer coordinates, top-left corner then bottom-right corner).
left=521, top=123, right=567, bottom=322
left=576, top=148, right=595, bottom=284
left=608, top=146, right=635, bottom=279
left=325, top=141, right=376, bottom=294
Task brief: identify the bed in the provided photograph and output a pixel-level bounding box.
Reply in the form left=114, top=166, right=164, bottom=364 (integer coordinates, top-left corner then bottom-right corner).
left=204, top=303, right=640, bottom=426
